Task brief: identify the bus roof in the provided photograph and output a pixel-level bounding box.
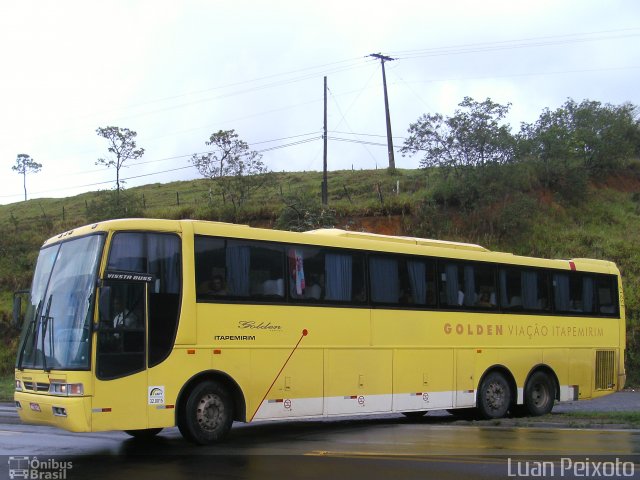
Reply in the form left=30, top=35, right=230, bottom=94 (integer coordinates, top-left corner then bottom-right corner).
left=304, top=228, right=489, bottom=252
left=44, top=218, right=620, bottom=275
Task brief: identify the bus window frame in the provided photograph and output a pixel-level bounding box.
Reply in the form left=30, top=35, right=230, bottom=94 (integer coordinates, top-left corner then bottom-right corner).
left=192, top=234, right=621, bottom=319
left=101, top=230, right=183, bottom=377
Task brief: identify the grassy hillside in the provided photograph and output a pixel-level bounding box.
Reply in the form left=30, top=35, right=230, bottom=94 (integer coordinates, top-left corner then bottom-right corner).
left=2, top=166, right=640, bottom=383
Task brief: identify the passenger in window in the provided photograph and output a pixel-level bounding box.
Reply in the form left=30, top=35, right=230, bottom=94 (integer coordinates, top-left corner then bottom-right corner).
left=113, top=295, right=138, bottom=328
left=475, top=291, right=492, bottom=308
left=304, top=273, right=323, bottom=300
left=400, top=290, right=414, bottom=304
left=353, top=287, right=367, bottom=303
left=198, top=271, right=227, bottom=296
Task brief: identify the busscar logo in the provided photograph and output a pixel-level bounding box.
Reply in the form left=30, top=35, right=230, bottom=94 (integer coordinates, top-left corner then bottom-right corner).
left=8, top=456, right=73, bottom=479
left=148, top=386, right=165, bottom=405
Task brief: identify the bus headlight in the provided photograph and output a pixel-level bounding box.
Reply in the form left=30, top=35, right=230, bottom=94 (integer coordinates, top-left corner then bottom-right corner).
left=49, top=383, right=84, bottom=396
left=15, top=380, right=23, bottom=392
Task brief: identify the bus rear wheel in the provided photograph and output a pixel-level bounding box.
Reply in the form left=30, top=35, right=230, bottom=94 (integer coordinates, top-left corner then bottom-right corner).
left=124, top=428, right=163, bottom=440
left=477, top=371, right=511, bottom=419
left=179, top=380, right=234, bottom=445
left=524, top=371, right=555, bottom=416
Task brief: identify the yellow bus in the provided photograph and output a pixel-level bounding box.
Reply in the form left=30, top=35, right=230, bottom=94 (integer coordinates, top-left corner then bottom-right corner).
left=14, top=218, right=625, bottom=444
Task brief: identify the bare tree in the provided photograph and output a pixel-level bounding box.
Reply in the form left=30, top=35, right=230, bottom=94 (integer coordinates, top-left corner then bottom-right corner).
left=190, top=129, right=268, bottom=217
left=12, top=154, right=42, bottom=201
left=96, top=126, right=145, bottom=202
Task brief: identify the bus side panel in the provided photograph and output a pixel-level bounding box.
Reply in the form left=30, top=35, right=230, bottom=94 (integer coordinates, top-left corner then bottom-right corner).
left=325, top=349, right=392, bottom=415
left=147, top=346, right=220, bottom=428
left=250, top=349, right=323, bottom=420
left=393, top=349, right=454, bottom=411
left=569, top=348, right=593, bottom=400
left=496, top=348, right=543, bottom=405
left=92, top=371, right=148, bottom=431
left=455, top=349, right=476, bottom=407
left=542, top=348, right=569, bottom=402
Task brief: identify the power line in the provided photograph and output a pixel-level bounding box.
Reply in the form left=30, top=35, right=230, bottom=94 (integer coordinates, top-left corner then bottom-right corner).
left=328, top=87, right=379, bottom=165
left=328, top=136, right=404, bottom=150
left=393, top=31, right=640, bottom=60
left=329, top=130, right=406, bottom=140
left=393, top=65, right=640, bottom=87
left=46, top=61, right=375, bottom=137
left=0, top=134, right=323, bottom=199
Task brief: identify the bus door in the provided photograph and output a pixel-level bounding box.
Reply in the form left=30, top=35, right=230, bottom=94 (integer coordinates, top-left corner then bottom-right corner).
left=93, top=280, right=149, bottom=431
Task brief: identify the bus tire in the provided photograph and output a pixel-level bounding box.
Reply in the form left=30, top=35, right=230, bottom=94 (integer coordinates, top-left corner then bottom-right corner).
left=179, top=380, right=234, bottom=445
left=401, top=411, right=428, bottom=419
left=124, top=428, right=163, bottom=440
left=477, top=371, right=511, bottom=419
left=524, top=371, right=555, bottom=416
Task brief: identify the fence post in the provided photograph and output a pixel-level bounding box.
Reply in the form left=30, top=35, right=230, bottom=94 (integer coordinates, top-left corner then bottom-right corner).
left=343, top=185, right=353, bottom=204
left=376, top=183, right=384, bottom=205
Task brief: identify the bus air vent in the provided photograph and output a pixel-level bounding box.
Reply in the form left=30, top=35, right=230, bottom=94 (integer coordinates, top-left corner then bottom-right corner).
left=595, top=350, right=616, bottom=390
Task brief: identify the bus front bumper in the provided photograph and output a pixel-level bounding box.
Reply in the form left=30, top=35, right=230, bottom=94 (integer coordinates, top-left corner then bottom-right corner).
left=15, top=391, right=91, bottom=432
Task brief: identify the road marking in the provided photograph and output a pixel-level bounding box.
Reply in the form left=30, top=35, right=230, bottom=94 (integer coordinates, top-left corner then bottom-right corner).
left=306, top=451, right=640, bottom=468
left=306, top=451, right=517, bottom=464
left=0, top=430, right=22, bottom=435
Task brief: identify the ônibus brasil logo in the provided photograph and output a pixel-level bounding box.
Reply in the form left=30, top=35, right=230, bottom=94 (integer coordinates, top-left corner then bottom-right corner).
left=8, top=456, right=72, bottom=479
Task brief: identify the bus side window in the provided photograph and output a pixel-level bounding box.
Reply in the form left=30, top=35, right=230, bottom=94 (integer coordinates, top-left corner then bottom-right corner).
left=370, top=256, right=400, bottom=304
left=324, top=250, right=366, bottom=303
left=288, top=247, right=325, bottom=301
left=597, top=275, right=617, bottom=315
left=500, top=268, right=549, bottom=312
left=553, top=273, right=596, bottom=314
left=195, top=237, right=226, bottom=299
left=400, top=258, right=436, bottom=306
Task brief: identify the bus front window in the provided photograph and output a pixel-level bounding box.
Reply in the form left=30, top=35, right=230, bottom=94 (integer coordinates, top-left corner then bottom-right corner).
left=17, top=235, right=104, bottom=371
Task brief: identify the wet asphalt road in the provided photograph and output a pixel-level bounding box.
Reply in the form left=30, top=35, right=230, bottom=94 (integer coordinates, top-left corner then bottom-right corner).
left=0, top=392, right=639, bottom=479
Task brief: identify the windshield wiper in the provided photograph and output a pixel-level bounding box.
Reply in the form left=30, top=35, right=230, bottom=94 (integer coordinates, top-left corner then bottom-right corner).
left=41, top=295, right=53, bottom=372
left=17, top=300, right=42, bottom=370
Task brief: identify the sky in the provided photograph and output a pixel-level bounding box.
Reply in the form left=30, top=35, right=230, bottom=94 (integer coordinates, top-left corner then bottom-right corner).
left=1, top=0, right=639, bottom=205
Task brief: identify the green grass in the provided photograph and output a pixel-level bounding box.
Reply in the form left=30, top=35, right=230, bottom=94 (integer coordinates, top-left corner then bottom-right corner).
left=2, top=165, right=640, bottom=382
left=560, top=411, right=640, bottom=427
left=0, top=376, right=13, bottom=403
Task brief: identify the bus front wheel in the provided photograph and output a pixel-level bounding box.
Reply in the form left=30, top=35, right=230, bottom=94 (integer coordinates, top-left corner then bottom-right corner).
left=477, top=371, right=511, bottom=419
left=524, top=371, right=555, bottom=416
left=179, top=380, right=234, bottom=445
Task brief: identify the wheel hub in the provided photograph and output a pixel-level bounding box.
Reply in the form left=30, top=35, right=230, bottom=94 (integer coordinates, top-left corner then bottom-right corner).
left=196, top=393, right=224, bottom=431
left=531, top=383, right=548, bottom=407
left=486, top=382, right=506, bottom=411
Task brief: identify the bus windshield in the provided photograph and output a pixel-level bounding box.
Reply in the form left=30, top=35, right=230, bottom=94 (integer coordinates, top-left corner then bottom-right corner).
left=17, top=234, right=104, bottom=371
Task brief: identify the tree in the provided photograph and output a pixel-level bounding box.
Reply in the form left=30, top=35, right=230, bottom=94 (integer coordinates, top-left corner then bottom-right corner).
left=520, top=99, right=639, bottom=180
left=12, top=154, right=42, bottom=201
left=401, top=97, right=516, bottom=177
left=190, top=130, right=268, bottom=218
left=96, top=126, right=145, bottom=201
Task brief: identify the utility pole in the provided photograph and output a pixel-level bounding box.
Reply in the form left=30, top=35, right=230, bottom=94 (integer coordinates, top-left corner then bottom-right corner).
left=322, top=76, right=328, bottom=206
left=369, top=53, right=396, bottom=171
